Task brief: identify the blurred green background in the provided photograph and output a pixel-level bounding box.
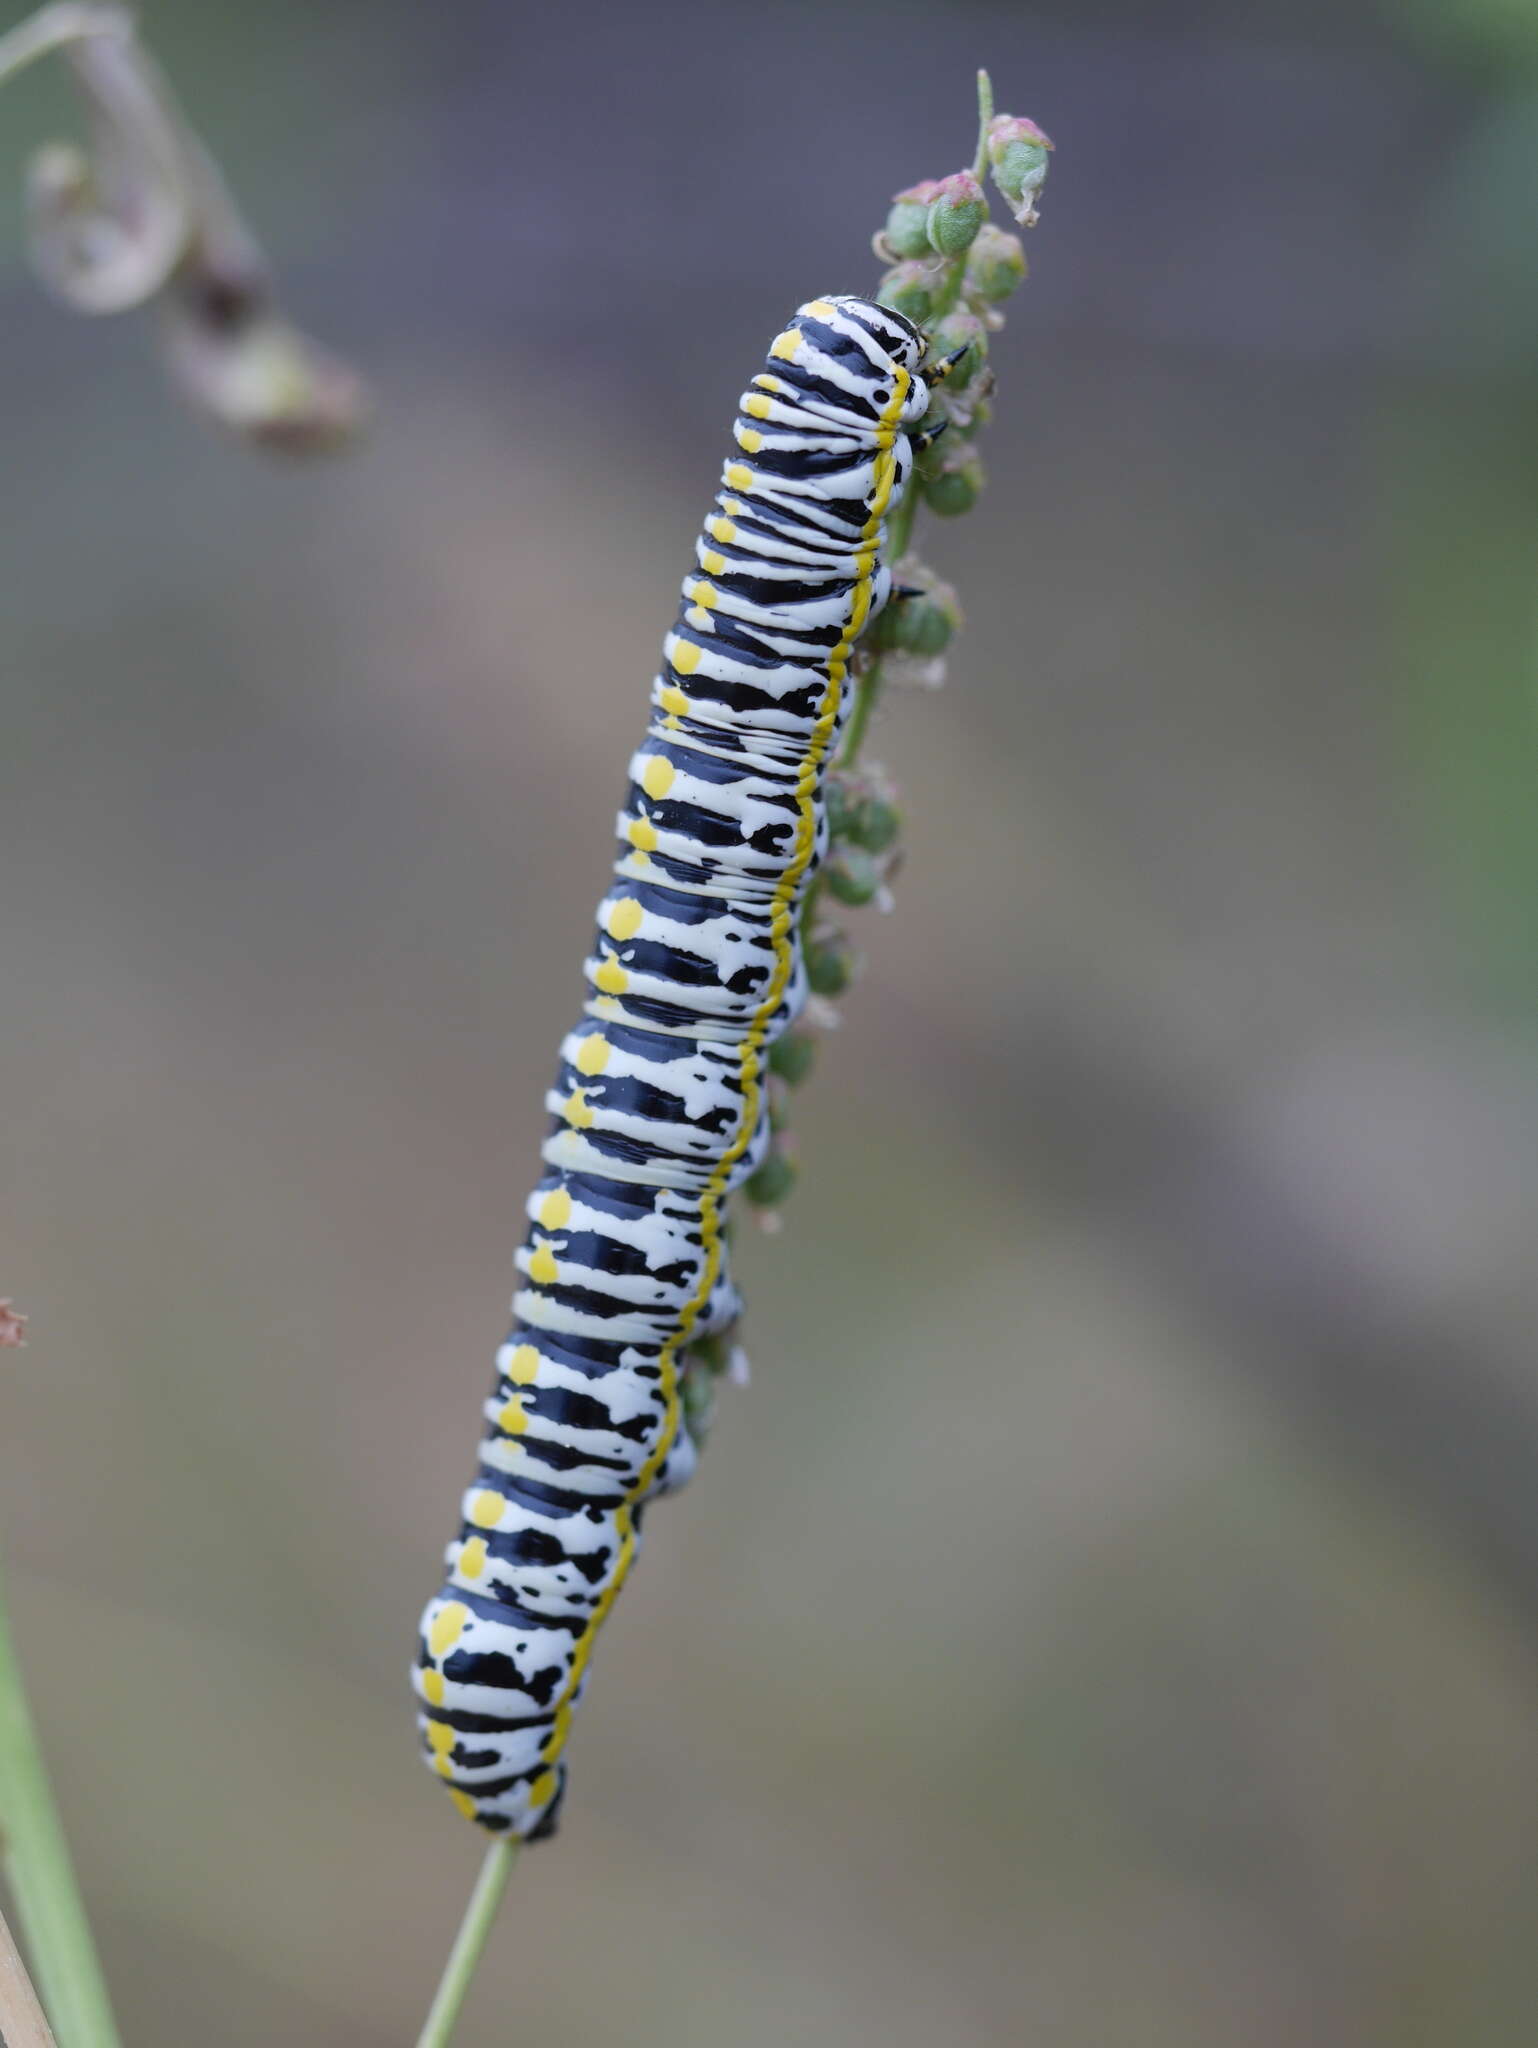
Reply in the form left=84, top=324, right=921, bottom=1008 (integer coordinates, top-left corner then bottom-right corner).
left=6, top=0, right=1538, bottom=2041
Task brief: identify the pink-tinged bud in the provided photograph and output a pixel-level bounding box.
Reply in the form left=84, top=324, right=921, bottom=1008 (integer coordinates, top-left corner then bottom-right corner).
left=881, top=177, right=944, bottom=259
left=922, top=451, right=985, bottom=518
left=925, top=168, right=986, bottom=257
left=964, top=222, right=1028, bottom=303
left=986, top=114, right=1054, bottom=226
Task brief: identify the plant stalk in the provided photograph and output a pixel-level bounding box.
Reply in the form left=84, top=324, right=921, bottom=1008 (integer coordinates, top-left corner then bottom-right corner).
left=972, top=67, right=994, bottom=182
left=414, top=1839, right=520, bottom=2048
left=0, top=1559, right=122, bottom=2048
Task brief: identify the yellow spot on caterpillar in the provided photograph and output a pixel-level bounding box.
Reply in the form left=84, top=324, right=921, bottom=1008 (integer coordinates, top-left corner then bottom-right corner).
left=434, top=1753, right=454, bottom=1778
left=724, top=463, right=754, bottom=491
left=595, top=995, right=621, bottom=1019
left=591, top=959, right=627, bottom=998
left=458, top=1535, right=488, bottom=1580
left=606, top=897, right=643, bottom=941
left=700, top=551, right=726, bottom=576
left=498, top=1393, right=529, bottom=1435
left=685, top=608, right=712, bottom=632
left=539, top=1187, right=572, bottom=1229
left=421, top=1669, right=445, bottom=1706
left=807, top=298, right=836, bottom=317
left=671, top=640, right=702, bottom=676
left=722, top=497, right=743, bottom=515
left=528, top=1241, right=558, bottom=1286
left=427, top=1720, right=454, bottom=1755
left=508, top=1344, right=540, bottom=1385
left=529, top=1768, right=559, bottom=1809
left=769, top=329, right=800, bottom=361
left=707, top=516, right=736, bottom=545
left=470, top=1489, right=504, bottom=1528
left=658, top=684, right=689, bottom=715
left=691, top=581, right=717, bottom=609
left=576, top=1033, right=610, bottom=1075
left=450, top=1788, right=477, bottom=1820
left=744, top=393, right=772, bottom=420
left=736, top=427, right=764, bottom=453
left=429, top=1602, right=469, bottom=1658
left=642, top=756, right=676, bottom=798
left=753, top=374, right=781, bottom=393
left=562, top=1082, right=596, bottom=1123
left=627, top=815, right=658, bottom=851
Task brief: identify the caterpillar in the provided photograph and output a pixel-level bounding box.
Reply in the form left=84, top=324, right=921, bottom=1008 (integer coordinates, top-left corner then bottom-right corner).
left=414, top=294, right=942, bottom=1838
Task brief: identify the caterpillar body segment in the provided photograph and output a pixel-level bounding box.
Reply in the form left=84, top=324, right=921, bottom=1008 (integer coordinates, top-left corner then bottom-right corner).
left=415, top=296, right=930, bottom=1838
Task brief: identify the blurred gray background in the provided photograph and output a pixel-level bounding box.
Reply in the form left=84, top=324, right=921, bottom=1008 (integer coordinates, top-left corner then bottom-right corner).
left=6, top=0, right=1538, bottom=2041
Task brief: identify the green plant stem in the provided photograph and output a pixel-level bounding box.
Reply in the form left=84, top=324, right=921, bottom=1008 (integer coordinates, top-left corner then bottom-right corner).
left=972, top=68, right=994, bottom=182
left=0, top=1560, right=122, bottom=2048
left=414, top=1839, right=520, bottom=2048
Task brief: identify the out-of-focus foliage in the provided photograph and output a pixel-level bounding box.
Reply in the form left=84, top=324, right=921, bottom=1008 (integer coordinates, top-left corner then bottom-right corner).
left=4, top=2, right=1538, bottom=2044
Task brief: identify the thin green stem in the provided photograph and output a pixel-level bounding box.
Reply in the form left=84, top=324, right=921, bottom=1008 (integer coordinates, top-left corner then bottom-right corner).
left=0, top=4, right=124, bottom=93
left=836, top=654, right=886, bottom=773
left=414, top=1839, right=520, bottom=2048
left=972, top=68, right=994, bottom=183
left=0, top=1559, right=122, bottom=2048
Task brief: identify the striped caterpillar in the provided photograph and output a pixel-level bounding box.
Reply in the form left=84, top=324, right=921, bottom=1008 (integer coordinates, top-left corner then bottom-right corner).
left=414, top=295, right=942, bottom=1838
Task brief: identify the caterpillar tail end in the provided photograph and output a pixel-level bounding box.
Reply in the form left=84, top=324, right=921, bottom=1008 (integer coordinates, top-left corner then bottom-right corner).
left=412, top=1599, right=570, bottom=1841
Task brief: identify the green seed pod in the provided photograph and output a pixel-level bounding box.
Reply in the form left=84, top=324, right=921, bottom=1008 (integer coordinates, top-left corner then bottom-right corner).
left=806, top=931, right=856, bottom=996
left=824, top=770, right=859, bottom=838
left=824, top=845, right=883, bottom=906
left=869, top=568, right=962, bottom=655
left=923, top=454, right=985, bottom=517
left=746, top=1149, right=798, bottom=1208
left=769, top=1030, right=817, bottom=1086
left=851, top=794, right=902, bottom=853
left=964, top=222, right=1028, bottom=303
left=929, top=309, right=988, bottom=390
left=986, top=115, right=1053, bottom=227
left=902, top=592, right=957, bottom=654
left=877, top=261, right=936, bottom=326
left=882, top=179, right=941, bottom=260
left=925, top=169, right=986, bottom=258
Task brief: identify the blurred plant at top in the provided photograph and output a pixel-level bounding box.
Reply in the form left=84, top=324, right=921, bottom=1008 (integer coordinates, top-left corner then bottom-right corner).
left=681, top=72, right=1052, bottom=1447
left=0, top=0, right=366, bottom=450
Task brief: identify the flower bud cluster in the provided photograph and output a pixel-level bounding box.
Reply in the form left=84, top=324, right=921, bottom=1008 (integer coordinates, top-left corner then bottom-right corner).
left=873, top=104, right=1049, bottom=535
left=747, top=78, right=1051, bottom=1228
left=744, top=761, right=907, bottom=1216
